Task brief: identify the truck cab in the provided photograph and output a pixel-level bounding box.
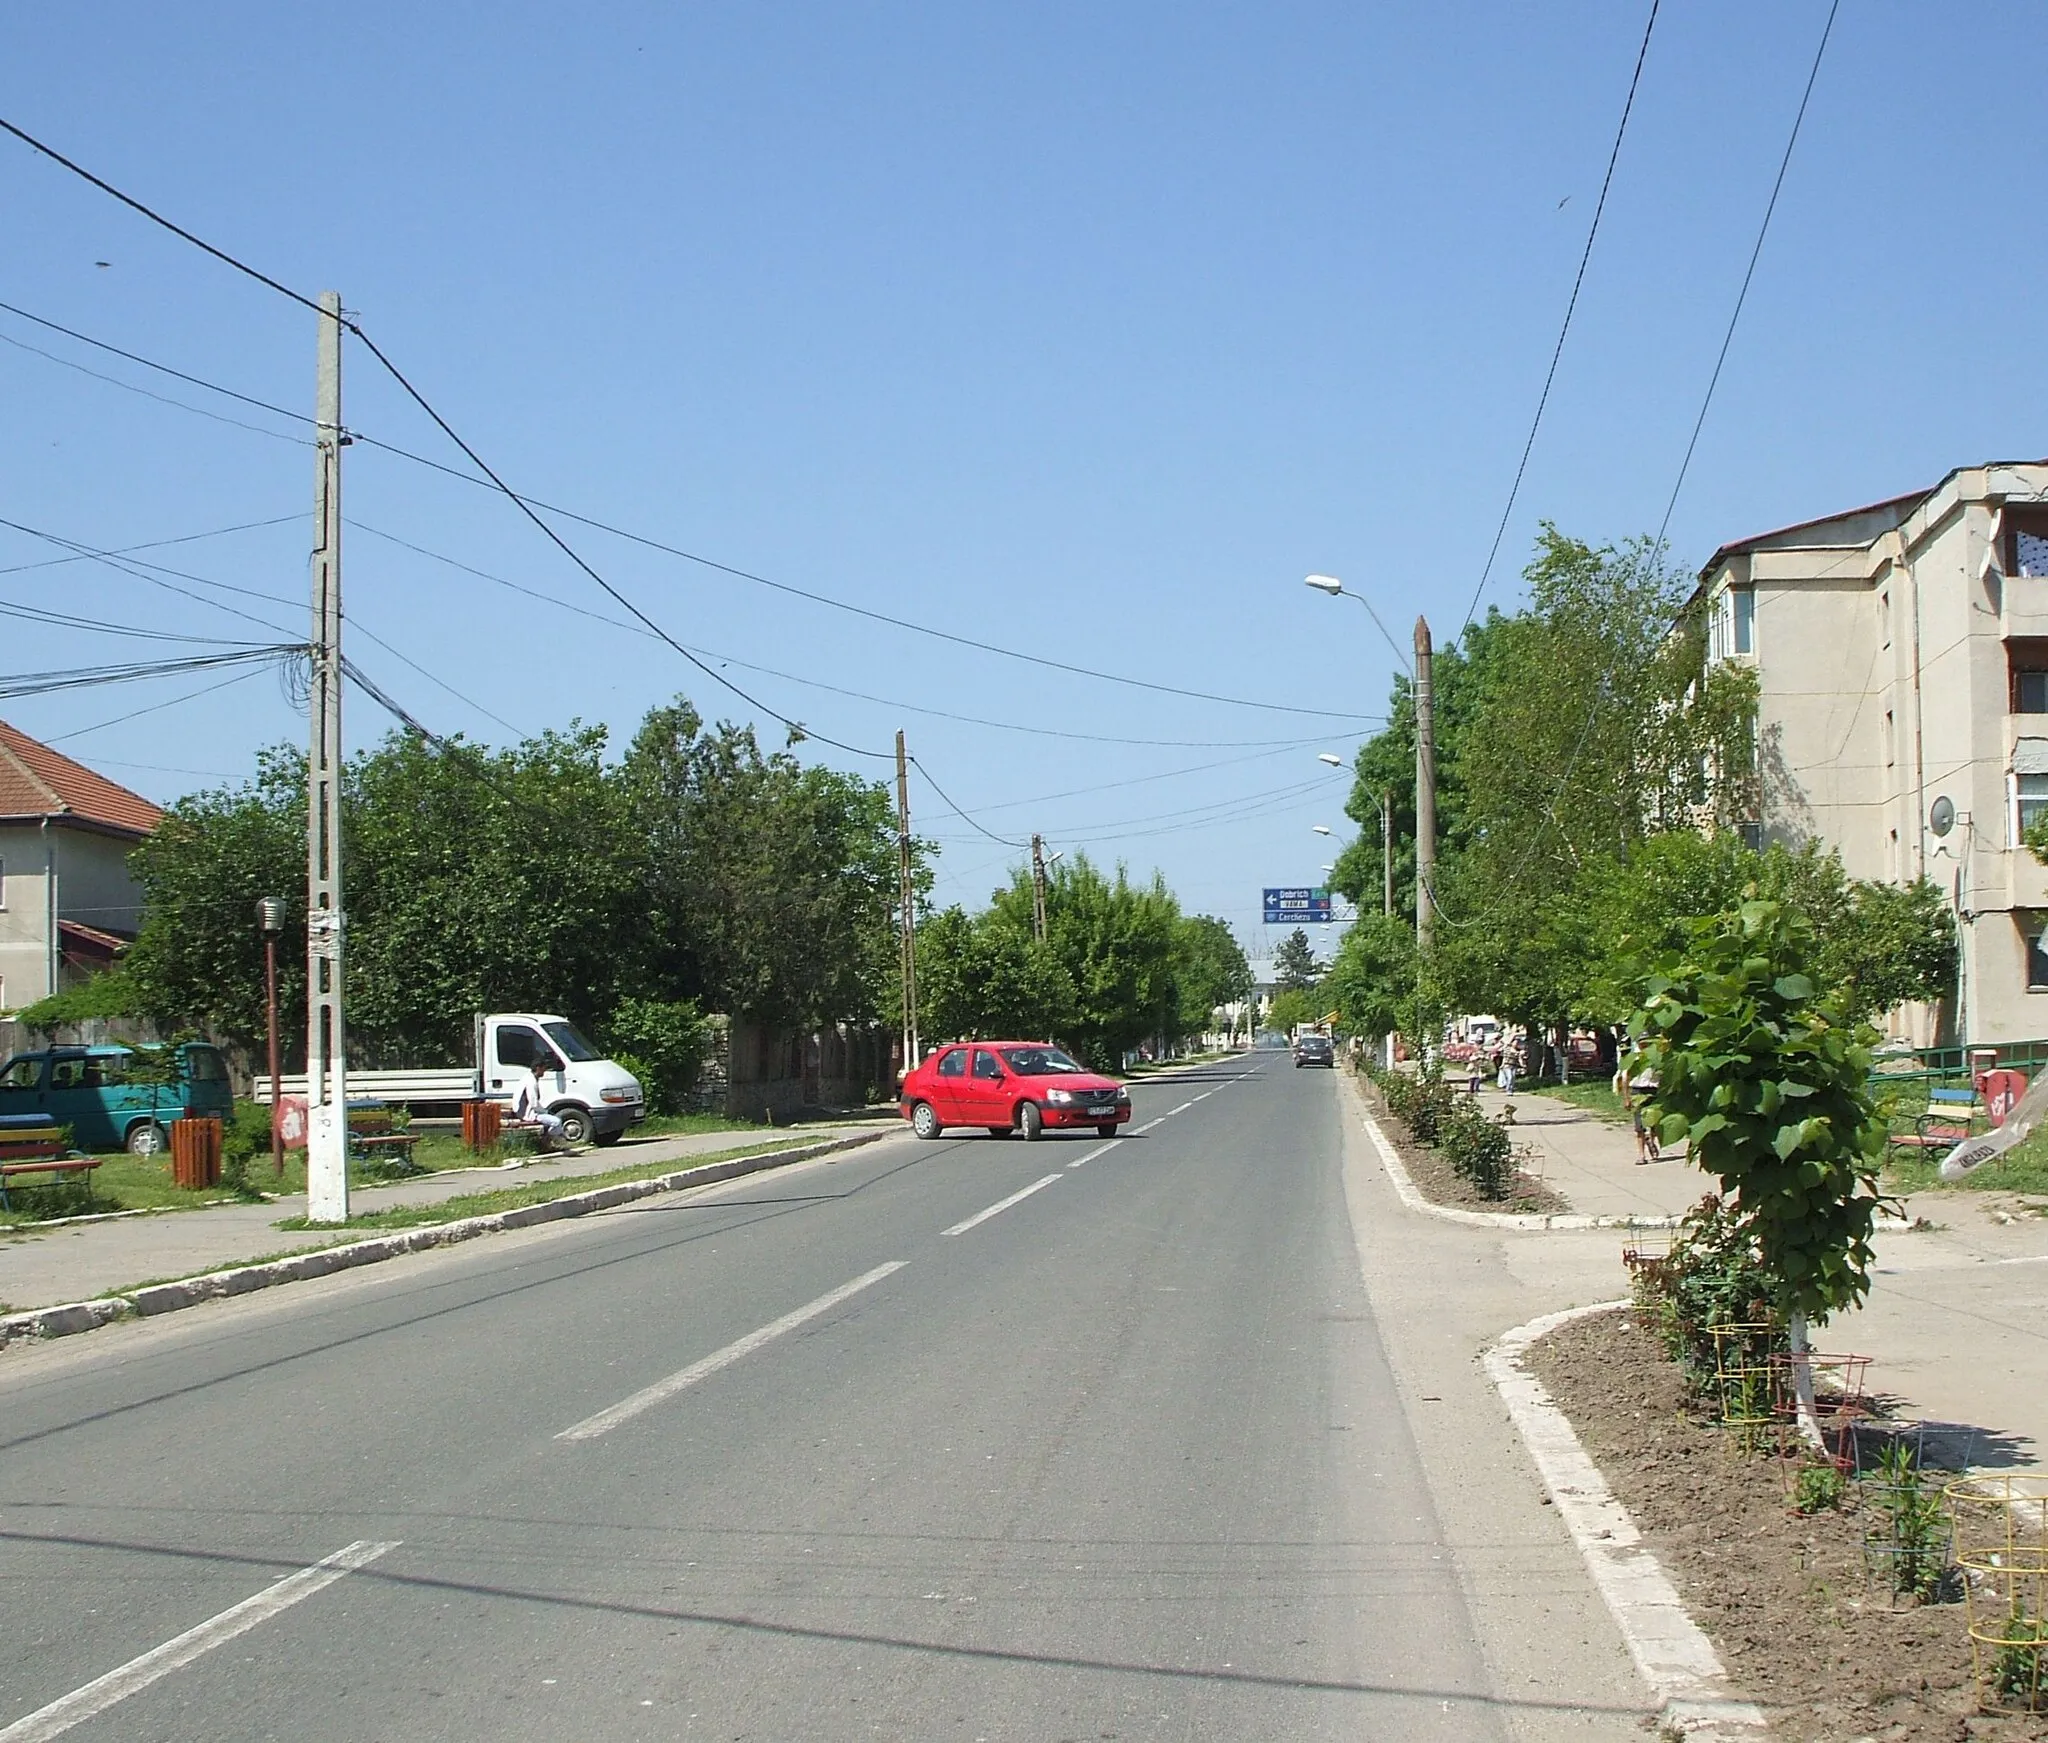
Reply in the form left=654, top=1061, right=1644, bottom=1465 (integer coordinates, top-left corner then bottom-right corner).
left=476, top=1014, right=645, bottom=1147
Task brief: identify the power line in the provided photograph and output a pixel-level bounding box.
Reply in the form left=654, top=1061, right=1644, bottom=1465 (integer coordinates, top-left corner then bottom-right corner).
left=909, top=759, right=1028, bottom=849
left=351, top=517, right=1379, bottom=750
left=0, top=513, right=299, bottom=638
left=0, top=325, right=311, bottom=446
left=1458, top=0, right=1661, bottom=634
left=0, top=589, right=269, bottom=646
left=0, top=647, right=302, bottom=701
left=0, top=284, right=1377, bottom=725
left=0, top=513, right=299, bottom=578
left=1652, top=0, right=1841, bottom=553
left=44, top=663, right=275, bottom=743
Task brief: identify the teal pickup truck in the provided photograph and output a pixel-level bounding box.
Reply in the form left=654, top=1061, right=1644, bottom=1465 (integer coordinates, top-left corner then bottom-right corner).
left=0, top=1042, right=234, bottom=1155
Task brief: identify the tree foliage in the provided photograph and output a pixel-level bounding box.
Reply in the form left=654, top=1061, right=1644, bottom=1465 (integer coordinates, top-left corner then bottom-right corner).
left=1631, top=900, right=1890, bottom=1324
left=1272, top=928, right=1323, bottom=992
left=123, top=700, right=907, bottom=1066
left=1320, top=913, right=1418, bottom=1039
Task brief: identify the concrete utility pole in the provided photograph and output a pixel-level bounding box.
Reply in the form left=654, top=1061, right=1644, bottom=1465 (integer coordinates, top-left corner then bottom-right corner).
left=895, top=731, right=919, bottom=1078
left=1382, top=788, right=1393, bottom=917
left=1414, top=617, right=1436, bottom=955
left=1031, top=833, right=1049, bottom=943
left=305, top=292, right=349, bottom=1224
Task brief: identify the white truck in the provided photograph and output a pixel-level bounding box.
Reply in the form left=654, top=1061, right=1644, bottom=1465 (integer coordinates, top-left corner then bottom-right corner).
left=254, top=1012, right=647, bottom=1147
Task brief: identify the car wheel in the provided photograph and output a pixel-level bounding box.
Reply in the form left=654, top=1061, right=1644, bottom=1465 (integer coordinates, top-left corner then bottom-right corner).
left=910, top=1101, right=943, bottom=1140
left=1095, top=1123, right=1117, bottom=1138
left=554, top=1105, right=594, bottom=1146
left=1017, top=1102, right=1044, bottom=1141
left=127, top=1120, right=168, bottom=1157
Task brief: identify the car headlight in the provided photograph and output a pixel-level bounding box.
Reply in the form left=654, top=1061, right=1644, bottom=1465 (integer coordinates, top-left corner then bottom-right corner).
left=1115, top=1087, right=1130, bottom=1102
left=1045, top=1088, right=1075, bottom=1105
left=600, top=1085, right=638, bottom=1104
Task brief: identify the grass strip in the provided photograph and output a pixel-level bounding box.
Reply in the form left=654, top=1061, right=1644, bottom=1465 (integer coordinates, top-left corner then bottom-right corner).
left=271, top=1137, right=815, bottom=1232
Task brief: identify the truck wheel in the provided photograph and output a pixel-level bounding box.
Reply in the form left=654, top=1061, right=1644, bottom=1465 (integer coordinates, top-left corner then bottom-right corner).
left=1017, top=1102, right=1044, bottom=1141
left=554, top=1106, right=594, bottom=1146
left=910, top=1101, right=943, bottom=1140
left=127, top=1120, right=168, bottom=1157
left=592, top=1128, right=624, bottom=1147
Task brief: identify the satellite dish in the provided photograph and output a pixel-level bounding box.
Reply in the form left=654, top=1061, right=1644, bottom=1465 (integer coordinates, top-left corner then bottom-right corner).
left=1929, top=795, right=1956, bottom=838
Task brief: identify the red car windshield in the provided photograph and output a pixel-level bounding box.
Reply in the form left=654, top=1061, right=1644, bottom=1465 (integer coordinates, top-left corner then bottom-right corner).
left=999, top=1046, right=1085, bottom=1076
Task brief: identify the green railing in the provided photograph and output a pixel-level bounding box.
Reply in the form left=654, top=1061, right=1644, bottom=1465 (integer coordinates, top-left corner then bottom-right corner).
left=1868, top=1038, right=2048, bottom=1094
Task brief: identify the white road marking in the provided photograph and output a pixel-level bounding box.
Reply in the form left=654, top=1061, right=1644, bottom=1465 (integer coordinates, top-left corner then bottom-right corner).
left=557, top=1262, right=907, bottom=1441
left=1136, top=1118, right=1165, bottom=1133
left=1163, top=1101, right=1194, bottom=1116
left=1068, top=1140, right=1123, bottom=1169
left=0, top=1540, right=399, bottom=1743
left=1192, top=1091, right=1214, bottom=1101
left=940, top=1174, right=1062, bottom=1237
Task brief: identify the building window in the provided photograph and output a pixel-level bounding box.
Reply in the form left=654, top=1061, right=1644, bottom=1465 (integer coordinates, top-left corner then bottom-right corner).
left=1884, top=709, right=1896, bottom=771
left=2020, top=531, right=2048, bottom=577
left=2026, top=921, right=2048, bottom=992
left=1879, top=589, right=1891, bottom=650
left=2012, top=638, right=2048, bottom=711
left=1730, top=585, right=1754, bottom=654
left=2020, top=774, right=2048, bottom=844
left=1738, top=820, right=1764, bottom=851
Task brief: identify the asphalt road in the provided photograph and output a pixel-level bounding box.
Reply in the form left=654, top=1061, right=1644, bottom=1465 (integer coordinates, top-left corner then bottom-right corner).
left=0, top=1055, right=1527, bottom=1740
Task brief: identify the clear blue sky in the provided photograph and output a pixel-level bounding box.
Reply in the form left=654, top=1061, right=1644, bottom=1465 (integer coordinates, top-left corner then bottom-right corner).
left=4, top=3, right=2043, bottom=956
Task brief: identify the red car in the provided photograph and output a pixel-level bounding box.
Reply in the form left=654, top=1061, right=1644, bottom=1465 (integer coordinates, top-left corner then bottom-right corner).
left=900, top=1041, right=1132, bottom=1141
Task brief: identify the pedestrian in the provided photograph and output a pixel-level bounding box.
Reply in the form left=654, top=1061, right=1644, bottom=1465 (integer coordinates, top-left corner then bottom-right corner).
left=512, top=1055, right=569, bottom=1151
left=1617, top=1054, right=1660, bottom=1163
left=1497, top=1033, right=1518, bottom=1095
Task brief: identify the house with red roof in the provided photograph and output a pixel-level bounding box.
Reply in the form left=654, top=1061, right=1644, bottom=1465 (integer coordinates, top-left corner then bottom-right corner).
left=0, top=720, right=164, bottom=1012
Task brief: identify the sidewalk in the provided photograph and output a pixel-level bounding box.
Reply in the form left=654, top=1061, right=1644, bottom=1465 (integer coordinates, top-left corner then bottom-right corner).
left=0, top=1118, right=874, bottom=1316
left=1386, top=1078, right=2048, bottom=1474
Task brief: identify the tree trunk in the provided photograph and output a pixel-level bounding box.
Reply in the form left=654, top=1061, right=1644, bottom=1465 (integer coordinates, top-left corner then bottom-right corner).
left=1787, top=1311, right=1823, bottom=1449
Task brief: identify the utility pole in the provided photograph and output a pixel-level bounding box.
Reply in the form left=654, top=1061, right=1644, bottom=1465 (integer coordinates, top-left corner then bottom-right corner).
left=1414, top=617, right=1436, bottom=954
left=1031, top=833, right=1049, bottom=943
left=304, top=292, right=349, bottom=1224
left=895, top=731, right=919, bottom=1079
left=1382, top=788, right=1393, bottom=917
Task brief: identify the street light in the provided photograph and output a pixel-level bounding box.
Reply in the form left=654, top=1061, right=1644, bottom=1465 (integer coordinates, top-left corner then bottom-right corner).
left=1312, top=824, right=1333, bottom=836
left=257, top=896, right=287, bottom=1176
left=1304, top=574, right=1412, bottom=674
left=1315, top=752, right=1395, bottom=918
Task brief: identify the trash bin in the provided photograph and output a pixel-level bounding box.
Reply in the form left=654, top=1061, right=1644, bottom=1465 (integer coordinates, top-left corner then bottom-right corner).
left=461, top=1098, right=502, bottom=1152
left=170, top=1116, right=222, bottom=1189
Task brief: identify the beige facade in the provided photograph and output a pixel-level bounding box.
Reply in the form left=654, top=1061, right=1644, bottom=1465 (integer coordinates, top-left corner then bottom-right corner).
left=0, top=822, right=150, bottom=1011
left=1698, top=461, right=2048, bottom=1046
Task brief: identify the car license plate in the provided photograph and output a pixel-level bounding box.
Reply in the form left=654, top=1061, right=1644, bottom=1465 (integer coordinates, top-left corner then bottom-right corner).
left=1087, top=1104, right=1116, bottom=1117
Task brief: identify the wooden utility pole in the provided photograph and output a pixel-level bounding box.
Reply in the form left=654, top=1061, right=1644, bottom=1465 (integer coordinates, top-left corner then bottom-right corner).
left=895, top=731, right=919, bottom=1078
left=304, top=292, right=349, bottom=1224
left=1414, top=617, right=1436, bottom=954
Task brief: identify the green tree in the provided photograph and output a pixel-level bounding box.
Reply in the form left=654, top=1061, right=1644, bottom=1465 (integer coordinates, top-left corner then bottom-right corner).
left=916, top=906, right=1079, bottom=1044
left=1264, top=987, right=1321, bottom=1033
left=1322, top=912, right=1418, bottom=1039
left=1272, top=928, right=1324, bottom=993
left=1631, top=899, right=1890, bottom=1365
left=1172, top=915, right=1252, bottom=1037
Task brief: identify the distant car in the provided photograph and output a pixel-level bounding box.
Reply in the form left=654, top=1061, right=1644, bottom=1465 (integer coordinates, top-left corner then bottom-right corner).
left=900, top=1041, right=1132, bottom=1140
left=1293, top=1034, right=1336, bottom=1069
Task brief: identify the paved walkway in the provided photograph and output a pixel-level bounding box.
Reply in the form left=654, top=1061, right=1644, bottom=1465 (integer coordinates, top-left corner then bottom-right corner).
left=0, top=1118, right=880, bottom=1314
left=1432, top=1082, right=2048, bottom=1474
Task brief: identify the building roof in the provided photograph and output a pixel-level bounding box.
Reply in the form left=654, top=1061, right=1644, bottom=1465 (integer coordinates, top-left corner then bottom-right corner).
left=0, top=719, right=164, bottom=837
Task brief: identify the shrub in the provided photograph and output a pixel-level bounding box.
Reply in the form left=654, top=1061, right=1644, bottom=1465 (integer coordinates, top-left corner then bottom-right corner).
left=1437, top=1098, right=1511, bottom=1199
left=604, top=998, right=710, bottom=1115
left=1630, top=1193, right=1778, bottom=1382
left=218, top=1100, right=277, bottom=1200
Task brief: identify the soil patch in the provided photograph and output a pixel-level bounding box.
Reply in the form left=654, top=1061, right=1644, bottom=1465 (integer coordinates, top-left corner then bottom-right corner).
left=1357, top=1077, right=1570, bottom=1215
left=1526, top=1307, right=2040, bottom=1741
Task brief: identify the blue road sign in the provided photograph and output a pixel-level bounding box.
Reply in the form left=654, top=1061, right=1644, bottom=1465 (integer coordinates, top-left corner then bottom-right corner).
left=1263, top=886, right=1334, bottom=925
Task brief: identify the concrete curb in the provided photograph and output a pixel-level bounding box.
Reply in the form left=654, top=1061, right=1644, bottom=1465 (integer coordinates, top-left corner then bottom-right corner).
left=0, top=1131, right=885, bottom=1354
left=1343, top=1071, right=1685, bottom=1232
left=1483, top=1300, right=1768, bottom=1741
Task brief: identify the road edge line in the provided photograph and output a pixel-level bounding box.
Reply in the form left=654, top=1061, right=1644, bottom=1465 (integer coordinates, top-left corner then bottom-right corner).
left=1340, top=1070, right=1683, bottom=1233
left=0, top=1132, right=886, bottom=1356
left=1483, top=1301, right=1767, bottom=1740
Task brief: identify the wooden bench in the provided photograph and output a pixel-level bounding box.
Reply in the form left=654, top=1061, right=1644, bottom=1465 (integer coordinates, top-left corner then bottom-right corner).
left=1887, top=1085, right=1979, bottom=1160
left=349, top=1131, right=423, bottom=1170
left=0, top=1156, right=102, bottom=1211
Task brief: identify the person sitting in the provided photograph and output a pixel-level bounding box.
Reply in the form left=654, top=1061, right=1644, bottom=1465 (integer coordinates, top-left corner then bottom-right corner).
left=511, top=1059, right=569, bottom=1151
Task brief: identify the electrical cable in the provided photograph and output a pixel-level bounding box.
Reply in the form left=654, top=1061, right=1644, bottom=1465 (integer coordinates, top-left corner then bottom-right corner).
left=0, top=591, right=269, bottom=646
left=44, top=663, right=275, bottom=742
left=1458, top=0, right=1660, bottom=635
left=350, top=518, right=1378, bottom=750
left=0, top=513, right=299, bottom=639
left=908, top=759, right=1028, bottom=849
left=0, top=513, right=299, bottom=578
left=1651, top=0, right=1841, bottom=555
left=1419, top=0, right=1842, bottom=933
left=0, top=646, right=303, bottom=700
left=0, top=327, right=311, bottom=446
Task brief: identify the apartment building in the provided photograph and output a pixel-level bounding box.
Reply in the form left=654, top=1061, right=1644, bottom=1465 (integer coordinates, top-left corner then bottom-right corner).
left=0, top=719, right=163, bottom=1012
left=1696, top=460, right=2048, bottom=1045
